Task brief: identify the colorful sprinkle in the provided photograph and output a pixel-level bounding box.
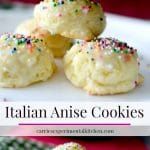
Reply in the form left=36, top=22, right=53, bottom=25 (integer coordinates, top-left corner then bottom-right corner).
left=135, top=81, right=138, bottom=87
left=11, top=47, right=17, bottom=54
left=91, top=58, right=95, bottom=61
left=97, top=38, right=137, bottom=55
left=49, top=0, right=97, bottom=15
left=56, top=13, right=62, bottom=17
left=74, top=9, right=79, bottom=13
left=100, top=17, right=103, bottom=21
left=74, top=38, right=138, bottom=63
left=82, top=5, right=91, bottom=14
left=0, top=33, right=43, bottom=55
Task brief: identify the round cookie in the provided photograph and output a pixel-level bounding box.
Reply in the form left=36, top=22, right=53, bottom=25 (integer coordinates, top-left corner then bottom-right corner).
left=15, top=19, right=72, bottom=58
left=64, top=38, right=144, bottom=95
left=54, top=142, right=85, bottom=150
left=34, top=0, right=106, bottom=40
left=0, top=33, right=56, bottom=88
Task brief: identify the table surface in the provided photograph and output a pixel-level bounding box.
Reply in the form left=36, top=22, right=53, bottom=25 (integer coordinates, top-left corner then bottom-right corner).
left=0, top=7, right=150, bottom=101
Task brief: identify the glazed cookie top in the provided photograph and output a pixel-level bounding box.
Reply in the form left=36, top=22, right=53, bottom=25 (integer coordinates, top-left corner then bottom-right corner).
left=0, top=33, right=45, bottom=55
left=44, top=0, right=98, bottom=6
left=74, top=37, right=139, bottom=63
left=53, top=142, right=85, bottom=150
left=34, top=0, right=106, bottom=40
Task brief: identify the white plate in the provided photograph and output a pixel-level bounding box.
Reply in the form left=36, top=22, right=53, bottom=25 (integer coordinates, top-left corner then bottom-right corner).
left=0, top=8, right=150, bottom=101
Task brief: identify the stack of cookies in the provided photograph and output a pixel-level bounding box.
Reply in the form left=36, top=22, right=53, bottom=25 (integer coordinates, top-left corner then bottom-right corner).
left=0, top=0, right=143, bottom=95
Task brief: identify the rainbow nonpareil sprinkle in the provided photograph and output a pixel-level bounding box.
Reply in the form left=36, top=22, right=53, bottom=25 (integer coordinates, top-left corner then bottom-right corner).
left=0, top=33, right=43, bottom=54
left=76, top=38, right=138, bottom=55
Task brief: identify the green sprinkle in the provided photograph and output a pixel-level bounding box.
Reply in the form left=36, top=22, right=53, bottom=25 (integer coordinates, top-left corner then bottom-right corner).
left=16, top=40, right=22, bottom=45
left=113, top=49, right=120, bottom=53
left=75, top=9, right=78, bottom=13
left=37, top=48, right=41, bottom=52
left=76, top=41, right=80, bottom=44
left=53, top=3, right=57, bottom=7
left=21, top=38, right=26, bottom=43
left=34, top=39, right=39, bottom=43
left=124, top=50, right=129, bottom=54
left=113, top=49, right=117, bottom=52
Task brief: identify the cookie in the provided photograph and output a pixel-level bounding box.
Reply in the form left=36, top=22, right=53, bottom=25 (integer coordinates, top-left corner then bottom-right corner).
left=34, top=0, right=106, bottom=40
left=0, top=33, right=56, bottom=88
left=64, top=38, right=144, bottom=95
left=16, top=19, right=72, bottom=58
left=54, top=142, right=85, bottom=150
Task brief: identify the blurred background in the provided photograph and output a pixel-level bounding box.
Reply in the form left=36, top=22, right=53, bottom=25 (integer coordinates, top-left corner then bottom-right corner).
left=0, top=0, right=150, bottom=19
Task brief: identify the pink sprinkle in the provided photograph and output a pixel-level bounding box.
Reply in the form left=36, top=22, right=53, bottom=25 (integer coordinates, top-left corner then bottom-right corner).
left=27, top=44, right=32, bottom=49
left=82, top=6, right=91, bottom=14
left=56, top=13, right=62, bottom=17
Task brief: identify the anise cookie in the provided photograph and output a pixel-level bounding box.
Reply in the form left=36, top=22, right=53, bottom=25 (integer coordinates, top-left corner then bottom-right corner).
left=54, top=142, right=86, bottom=150
left=64, top=38, right=144, bottom=95
left=34, top=0, right=106, bottom=40
left=16, top=19, right=72, bottom=58
left=0, top=33, right=56, bottom=88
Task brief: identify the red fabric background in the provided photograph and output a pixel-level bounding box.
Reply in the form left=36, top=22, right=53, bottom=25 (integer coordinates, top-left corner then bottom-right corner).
left=12, top=0, right=150, bottom=19
left=100, top=0, right=150, bottom=19
left=29, top=137, right=148, bottom=150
